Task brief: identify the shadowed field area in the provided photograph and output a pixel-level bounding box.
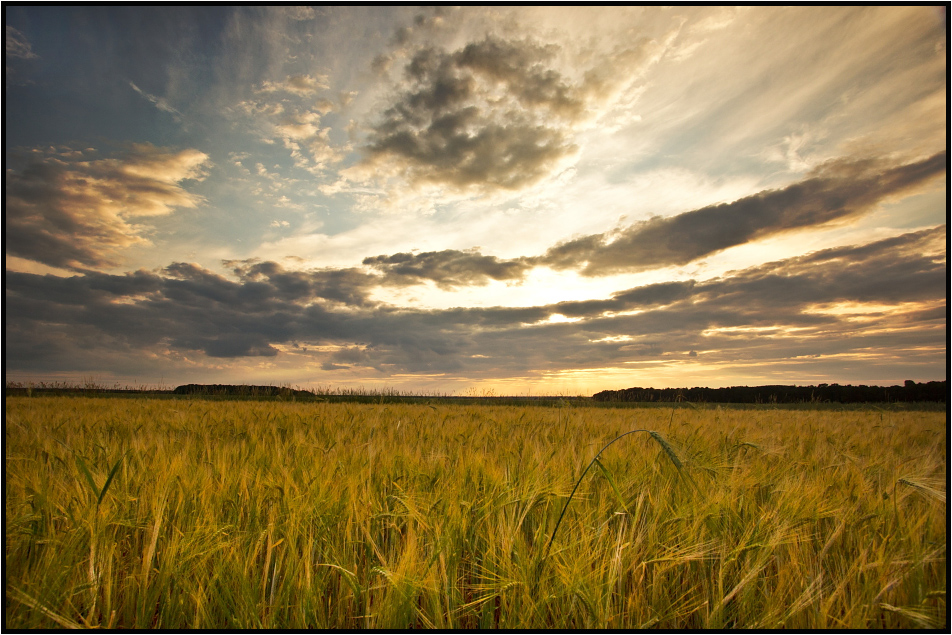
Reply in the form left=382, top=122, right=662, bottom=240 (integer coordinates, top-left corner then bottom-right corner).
left=5, top=397, right=946, bottom=629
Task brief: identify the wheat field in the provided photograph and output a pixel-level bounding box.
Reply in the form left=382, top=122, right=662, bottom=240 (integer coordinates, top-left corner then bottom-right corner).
left=4, top=396, right=946, bottom=629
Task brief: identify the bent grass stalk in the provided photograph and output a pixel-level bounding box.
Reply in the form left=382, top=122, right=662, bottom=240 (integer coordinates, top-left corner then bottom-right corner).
left=537, top=428, right=689, bottom=586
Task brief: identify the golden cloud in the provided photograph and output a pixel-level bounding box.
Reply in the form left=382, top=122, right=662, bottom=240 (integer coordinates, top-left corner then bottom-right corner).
left=5, top=144, right=210, bottom=270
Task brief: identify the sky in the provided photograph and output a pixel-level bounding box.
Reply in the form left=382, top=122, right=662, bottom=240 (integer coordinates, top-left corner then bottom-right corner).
left=4, top=6, right=948, bottom=395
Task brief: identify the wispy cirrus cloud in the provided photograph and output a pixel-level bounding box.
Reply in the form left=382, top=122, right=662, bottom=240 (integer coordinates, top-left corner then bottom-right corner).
left=128, top=81, right=183, bottom=119
left=6, top=25, right=38, bottom=59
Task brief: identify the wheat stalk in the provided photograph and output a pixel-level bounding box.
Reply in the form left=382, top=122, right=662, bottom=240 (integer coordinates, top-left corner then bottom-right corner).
left=7, top=587, right=83, bottom=630
left=535, top=427, right=689, bottom=591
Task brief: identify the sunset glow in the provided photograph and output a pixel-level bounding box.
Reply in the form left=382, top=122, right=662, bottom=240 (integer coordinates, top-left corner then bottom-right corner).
left=5, top=6, right=947, bottom=393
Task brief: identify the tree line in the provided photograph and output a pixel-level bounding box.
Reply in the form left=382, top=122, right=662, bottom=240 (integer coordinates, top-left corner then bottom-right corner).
left=172, top=384, right=314, bottom=398
left=592, top=380, right=948, bottom=404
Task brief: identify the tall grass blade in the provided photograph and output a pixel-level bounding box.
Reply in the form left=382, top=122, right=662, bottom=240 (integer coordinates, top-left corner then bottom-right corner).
left=97, top=455, right=124, bottom=506
left=141, top=494, right=167, bottom=583
left=75, top=456, right=98, bottom=500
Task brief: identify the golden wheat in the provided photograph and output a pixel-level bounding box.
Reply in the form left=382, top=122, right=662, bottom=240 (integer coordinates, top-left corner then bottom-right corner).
left=4, top=397, right=946, bottom=629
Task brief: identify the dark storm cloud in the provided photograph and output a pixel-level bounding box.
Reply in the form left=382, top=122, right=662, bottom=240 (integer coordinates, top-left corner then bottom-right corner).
left=5, top=227, right=945, bottom=378
left=541, top=152, right=946, bottom=275
left=362, top=36, right=586, bottom=190
left=5, top=145, right=209, bottom=270
left=362, top=249, right=533, bottom=289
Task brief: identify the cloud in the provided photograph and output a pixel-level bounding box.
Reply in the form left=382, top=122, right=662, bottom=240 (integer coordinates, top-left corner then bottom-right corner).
left=358, top=36, right=593, bottom=192
left=344, top=151, right=944, bottom=288
left=258, top=74, right=330, bottom=95
left=274, top=111, right=321, bottom=139
left=5, top=144, right=210, bottom=270
left=457, top=226, right=946, bottom=377
left=315, top=98, right=336, bottom=114
left=128, top=81, right=183, bottom=119
left=531, top=227, right=947, bottom=375
left=283, top=6, right=317, bottom=21
left=540, top=152, right=946, bottom=275
left=5, top=227, right=944, bottom=380
left=343, top=24, right=678, bottom=197
left=6, top=26, right=38, bottom=59
left=362, top=248, right=533, bottom=289
left=371, top=54, right=394, bottom=76
left=4, top=259, right=381, bottom=363
left=236, top=76, right=346, bottom=173
left=578, top=37, right=670, bottom=103
left=550, top=281, right=699, bottom=319
left=607, top=7, right=946, bottom=177
left=223, top=259, right=379, bottom=307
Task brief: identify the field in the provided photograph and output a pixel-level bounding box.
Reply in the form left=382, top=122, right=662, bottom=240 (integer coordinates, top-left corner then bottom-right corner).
left=4, top=396, right=947, bottom=629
